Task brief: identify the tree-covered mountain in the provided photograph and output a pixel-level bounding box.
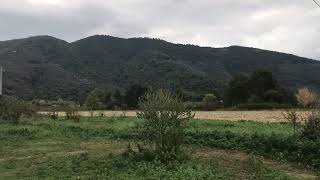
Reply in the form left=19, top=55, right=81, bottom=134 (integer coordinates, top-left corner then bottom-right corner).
left=0, top=35, right=319, bottom=101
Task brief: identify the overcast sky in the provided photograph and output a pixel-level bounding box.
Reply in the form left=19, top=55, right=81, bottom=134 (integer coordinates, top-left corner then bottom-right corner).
left=0, top=0, right=319, bottom=59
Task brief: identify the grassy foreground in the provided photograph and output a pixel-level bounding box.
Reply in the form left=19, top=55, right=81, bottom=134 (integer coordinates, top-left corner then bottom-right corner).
left=0, top=117, right=318, bottom=179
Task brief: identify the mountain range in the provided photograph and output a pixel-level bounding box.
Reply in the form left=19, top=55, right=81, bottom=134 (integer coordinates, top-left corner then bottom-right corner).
left=0, top=35, right=319, bottom=102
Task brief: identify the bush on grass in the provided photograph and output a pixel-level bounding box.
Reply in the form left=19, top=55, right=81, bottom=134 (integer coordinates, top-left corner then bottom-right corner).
left=301, top=111, right=320, bottom=141
left=0, top=96, right=30, bottom=123
left=282, top=109, right=301, bottom=137
left=127, top=90, right=194, bottom=163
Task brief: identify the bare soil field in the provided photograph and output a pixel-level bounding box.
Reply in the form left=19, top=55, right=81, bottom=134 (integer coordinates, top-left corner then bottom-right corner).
left=39, top=110, right=313, bottom=122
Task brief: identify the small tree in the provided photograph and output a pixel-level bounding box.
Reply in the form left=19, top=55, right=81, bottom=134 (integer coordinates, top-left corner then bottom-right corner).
left=102, top=91, right=111, bottom=106
left=203, top=94, right=217, bottom=104
left=113, top=89, right=123, bottom=109
left=203, top=94, right=218, bottom=110
left=296, top=87, right=318, bottom=108
left=124, top=84, right=148, bottom=109
left=85, top=91, right=100, bottom=110
left=133, top=90, right=194, bottom=162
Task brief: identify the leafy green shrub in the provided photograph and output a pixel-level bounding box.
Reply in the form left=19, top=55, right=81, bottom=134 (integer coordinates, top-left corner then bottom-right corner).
left=132, top=90, right=194, bottom=162
left=202, top=94, right=218, bottom=110
left=0, top=96, right=28, bottom=123
left=301, top=111, right=320, bottom=141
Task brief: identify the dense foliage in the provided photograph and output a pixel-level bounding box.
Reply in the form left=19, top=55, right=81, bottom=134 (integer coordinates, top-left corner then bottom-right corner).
left=224, top=70, right=296, bottom=106
left=124, top=84, right=148, bottom=109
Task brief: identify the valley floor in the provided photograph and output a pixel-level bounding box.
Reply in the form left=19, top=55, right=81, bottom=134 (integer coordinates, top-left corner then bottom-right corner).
left=0, top=117, right=318, bottom=179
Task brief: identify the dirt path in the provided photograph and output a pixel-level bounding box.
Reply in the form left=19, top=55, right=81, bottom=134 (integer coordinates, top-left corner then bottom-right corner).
left=38, top=110, right=312, bottom=122
left=195, top=148, right=319, bottom=179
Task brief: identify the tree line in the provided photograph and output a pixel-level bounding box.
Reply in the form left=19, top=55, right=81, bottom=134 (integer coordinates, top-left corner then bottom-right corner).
left=83, top=70, right=319, bottom=110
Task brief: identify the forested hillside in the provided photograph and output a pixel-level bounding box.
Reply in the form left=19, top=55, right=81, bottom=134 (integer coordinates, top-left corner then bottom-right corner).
left=0, top=35, right=319, bottom=101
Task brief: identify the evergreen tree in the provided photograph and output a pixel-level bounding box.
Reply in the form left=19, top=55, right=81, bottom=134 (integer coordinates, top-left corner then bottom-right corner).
left=85, top=91, right=100, bottom=110
left=124, top=84, right=148, bottom=108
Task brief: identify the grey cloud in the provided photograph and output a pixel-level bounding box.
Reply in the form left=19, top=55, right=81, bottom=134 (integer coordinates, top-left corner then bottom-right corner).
left=0, top=0, right=319, bottom=59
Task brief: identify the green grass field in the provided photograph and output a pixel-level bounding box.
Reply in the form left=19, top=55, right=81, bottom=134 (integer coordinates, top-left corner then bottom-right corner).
left=0, top=117, right=318, bottom=179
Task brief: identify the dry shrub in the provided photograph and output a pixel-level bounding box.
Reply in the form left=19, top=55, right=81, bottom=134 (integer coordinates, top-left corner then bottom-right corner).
left=65, top=107, right=81, bottom=122
left=296, top=87, right=318, bottom=108
left=282, top=110, right=300, bottom=137
left=283, top=109, right=320, bottom=140
left=48, top=111, right=58, bottom=120
left=98, top=111, right=105, bottom=117
left=301, top=111, right=320, bottom=140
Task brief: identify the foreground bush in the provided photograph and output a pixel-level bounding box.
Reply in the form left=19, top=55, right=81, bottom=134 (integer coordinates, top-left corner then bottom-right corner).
left=0, top=96, right=29, bottom=123
left=283, top=110, right=320, bottom=141
left=132, top=90, right=194, bottom=162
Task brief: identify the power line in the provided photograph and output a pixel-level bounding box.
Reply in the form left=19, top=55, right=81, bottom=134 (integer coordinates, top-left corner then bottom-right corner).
left=313, top=0, right=320, bottom=8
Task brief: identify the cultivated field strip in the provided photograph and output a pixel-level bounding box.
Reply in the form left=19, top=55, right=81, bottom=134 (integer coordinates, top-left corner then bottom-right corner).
left=38, top=110, right=312, bottom=122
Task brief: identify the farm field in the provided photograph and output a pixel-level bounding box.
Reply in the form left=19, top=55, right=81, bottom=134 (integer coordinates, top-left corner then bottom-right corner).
left=0, top=117, right=319, bottom=179
left=38, top=110, right=313, bottom=122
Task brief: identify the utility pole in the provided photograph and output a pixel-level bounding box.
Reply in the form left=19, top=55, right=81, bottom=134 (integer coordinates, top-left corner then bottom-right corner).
left=0, top=66, right=3, bottom=96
